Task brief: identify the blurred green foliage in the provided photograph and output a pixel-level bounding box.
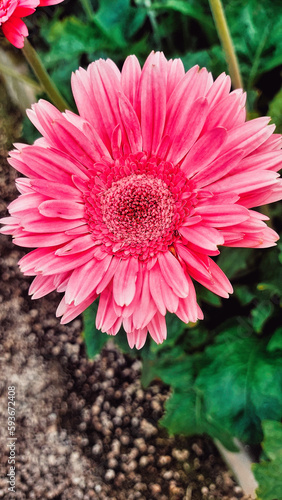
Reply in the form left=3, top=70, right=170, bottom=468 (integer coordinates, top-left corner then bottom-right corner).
left=26, top=0, right=282, bottom=114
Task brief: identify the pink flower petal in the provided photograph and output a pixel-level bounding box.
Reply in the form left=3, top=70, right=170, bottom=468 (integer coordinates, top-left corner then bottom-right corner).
left=206, top=72, right=231, bottom=108
left=126, top=328, right=148, bottom=350
left=179, top=225, right=224, bottom=251
left=139, top=54, right=166, bottom=155
left=121, top=55, right=142, bottom=109
left=208, top=169, right=279, bottom=195
left=30, top=179, right=82, bottom=202
left=203, top=89, right=246, bottom=134
left=192, top=148, right=245, bottom=188
left=14, top=232, right=71, bottom=247
left=119, top=94, right=142, bottom=153
left=149, top=262, right=168, bottom=315
left=29, top=275, right=56, bottom=299
left=148, top=312, right=167, bottom=345
left=132, top=272, right=157, bottom=330
left=158, top=251, right=189, bottom=298
left=165, top=97, right=209, bottom=165
left=96, top=286, right=118, bottom=332
left=113, top=257, right=139, bottom=307
left=176, top=275, right=200, bottom=324
left=65, top=255, right=112, bottom=306
left=181, top=127, right=227, bottom=177
left=55, top=234, right=94, bottom=255
left=2, top=17, right=28, bottom=48
left=194, top=204, right=250, bottom=227
left=59, top=292, right=98, bottom=325
left=38, top=199, right=84, bottom=219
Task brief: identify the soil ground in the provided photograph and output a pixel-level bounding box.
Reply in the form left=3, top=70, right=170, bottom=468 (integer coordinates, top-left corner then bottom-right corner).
left=0, top=79, right=252, bottom=500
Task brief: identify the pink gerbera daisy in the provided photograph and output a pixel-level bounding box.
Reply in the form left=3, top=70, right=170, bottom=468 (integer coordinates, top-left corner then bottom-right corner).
left=1, top=52, right=282, bottom=348
left=0, top=0, right=64, bottom=48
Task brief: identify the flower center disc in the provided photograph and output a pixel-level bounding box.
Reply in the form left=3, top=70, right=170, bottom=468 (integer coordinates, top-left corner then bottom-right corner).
left=100, top=173, right=175, bottom=244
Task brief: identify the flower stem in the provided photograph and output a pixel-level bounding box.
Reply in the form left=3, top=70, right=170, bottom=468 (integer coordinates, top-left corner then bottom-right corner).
left=208, top=0, right=243, bottom=90
left=0, top=62, right=41, bottom=91
left=21, top=38, right=69, bottom=111
left=79, top=0, right=94, bottom=22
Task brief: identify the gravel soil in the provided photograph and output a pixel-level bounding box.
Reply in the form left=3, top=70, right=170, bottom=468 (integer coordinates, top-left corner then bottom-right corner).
left=0, top=80, right=252, bottom=500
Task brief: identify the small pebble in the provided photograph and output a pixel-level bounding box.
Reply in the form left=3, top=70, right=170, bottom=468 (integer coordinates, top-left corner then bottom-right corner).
left=105, top=469, right=115, bottom=481
left=158, top=455, right=172, bottom=466
left=201, top=486, right=209, bottom=495
left=172, top=448, right=189, bottom=462
left=150, top=483, right=162, bottom=495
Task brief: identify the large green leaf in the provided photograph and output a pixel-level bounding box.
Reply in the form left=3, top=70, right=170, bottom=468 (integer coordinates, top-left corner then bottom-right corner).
left=196, top=329, right=282, bottom=443
left=253, top=420, right=282, bottom=500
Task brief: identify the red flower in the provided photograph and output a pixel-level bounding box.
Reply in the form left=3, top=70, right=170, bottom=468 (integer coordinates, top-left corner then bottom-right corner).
left=0, top=0, right=64, bottom=48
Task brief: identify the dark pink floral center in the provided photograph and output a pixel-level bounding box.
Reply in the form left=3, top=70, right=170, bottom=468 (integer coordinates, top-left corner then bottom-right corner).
left=100, top=173, right=175, bottom=244
left=84, top=152, right=193, bottom=260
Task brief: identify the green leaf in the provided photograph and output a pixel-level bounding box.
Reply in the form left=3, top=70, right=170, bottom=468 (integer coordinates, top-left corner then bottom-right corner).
left=261, top=420, right=282, bottom=461
left=235, top=285, right=256, bottom=306
left=38, top=15, right=105, bottom=103
left=269, top=88, right=282, bottom=134
left=161, top=388, right=238, bottom=451
left=225, top=0, right=282, bottom=86
left=253, top=420, right=282, bottom=500
left=94, top=0, right=146, bottom=47
left=196, top=285, right=222, bottom=307
left=216, top=247, right=253, bottom=280
left=82, top=301, right=108, bottom=359
left=180, top=325, right=210, bottom=351
left=267, top=328, right=282, bottom=353
left=251, top=301, right=274, bottom=333
left=151, top=0, right=214, bottom=32
left=257, top=246, right=282, bottom=302
left=40, top=16, right=100, bottom=62
left=141, top=347, right=191, bottom=388
left=195, top=329, right=282, bottom=443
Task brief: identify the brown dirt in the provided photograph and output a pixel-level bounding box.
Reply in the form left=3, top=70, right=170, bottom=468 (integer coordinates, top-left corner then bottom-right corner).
left=0, top=79, right=252, bottom=500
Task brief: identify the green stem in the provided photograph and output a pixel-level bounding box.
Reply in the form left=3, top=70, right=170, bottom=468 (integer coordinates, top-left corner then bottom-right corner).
left=144, top=0, right=162, bottom=49
left=147, top=11, right=161, bottom=49
left=21, top=38, right=69, bottom=111
left=0, top=62, right=41, bottom=91
left=208, top=0, right=243, bottom=90
left=79, top=0, right=94, bottom=22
